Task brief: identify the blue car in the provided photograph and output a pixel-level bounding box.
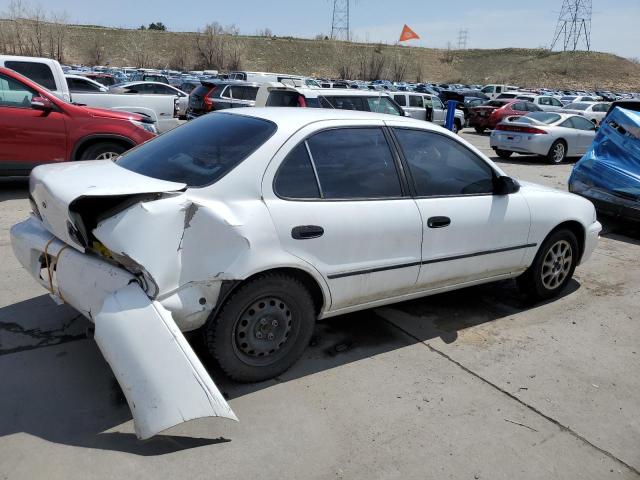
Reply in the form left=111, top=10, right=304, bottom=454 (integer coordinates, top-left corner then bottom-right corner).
left=569, top=106, right=640, bottom=222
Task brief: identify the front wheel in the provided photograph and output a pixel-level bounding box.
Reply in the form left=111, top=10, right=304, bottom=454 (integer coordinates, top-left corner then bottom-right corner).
left=205, top=273, right=316, bottom=382
left=451, top=120, right=461, bottom=134
left=517, top=229, right=578, bottom=301
left=474, top=126, right=486, bottom=134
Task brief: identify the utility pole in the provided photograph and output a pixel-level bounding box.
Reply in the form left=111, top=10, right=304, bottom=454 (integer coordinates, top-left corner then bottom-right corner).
left=331, top=0, right=350, bottom=41
left=550, top=0, right=592, bottom=51
left=457, top=29, right=469, bottom=50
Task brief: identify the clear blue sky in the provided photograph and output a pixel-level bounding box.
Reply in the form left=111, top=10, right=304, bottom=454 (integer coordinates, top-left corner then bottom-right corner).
left=1, top=0, right=638, bottom=58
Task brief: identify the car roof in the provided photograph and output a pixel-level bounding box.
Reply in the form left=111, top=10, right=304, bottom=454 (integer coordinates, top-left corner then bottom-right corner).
left=222, top=107, right=437, bottom=132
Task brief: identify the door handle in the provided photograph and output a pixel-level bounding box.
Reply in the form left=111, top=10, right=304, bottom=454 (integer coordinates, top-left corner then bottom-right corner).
left=291, top=225, right=324, bottom=240
left=427, top=216, right=451, bottom=229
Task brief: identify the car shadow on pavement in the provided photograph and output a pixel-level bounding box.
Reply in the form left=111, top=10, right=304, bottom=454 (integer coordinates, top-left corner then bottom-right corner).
left=599, top=216, right=640, bottom=245
left=0, top=279, right=580, bottom=456
left=0, top=178, right=28, bottom=201
left=202, top=278, right=580, bottom=401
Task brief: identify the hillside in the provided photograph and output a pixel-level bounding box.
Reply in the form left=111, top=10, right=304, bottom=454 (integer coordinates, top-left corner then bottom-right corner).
left=1, top=20, right=639, bottom=90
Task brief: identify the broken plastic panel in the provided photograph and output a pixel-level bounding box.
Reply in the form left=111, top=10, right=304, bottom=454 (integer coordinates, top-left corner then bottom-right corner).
left=94, top=283, right=237, bottom=439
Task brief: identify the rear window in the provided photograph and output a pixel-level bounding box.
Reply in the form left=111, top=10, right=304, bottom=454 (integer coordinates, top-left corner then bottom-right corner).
left=523, top=112, right=561, bottom=124
left=486, top=100, right=508, bottom=108
left=5, top=61, right=56, bottom=90
left=191, top=84, right=214, bottom=98
left=116, top=113, right=276, bottom=187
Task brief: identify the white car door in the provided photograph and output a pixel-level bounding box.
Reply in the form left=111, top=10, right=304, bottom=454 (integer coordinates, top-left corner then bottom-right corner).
left=389, top=126, right=532, bottom=290
left=407, top=94, right=426, bottom=120
left=568, top=115, right=597, bottom=154
left=430, top=96, right=447, bottom=125
left=263, top=121, right=423, bottom=312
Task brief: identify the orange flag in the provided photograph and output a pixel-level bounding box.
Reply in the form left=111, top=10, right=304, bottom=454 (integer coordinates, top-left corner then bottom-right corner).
left=399, top=24, right=420, bottom=42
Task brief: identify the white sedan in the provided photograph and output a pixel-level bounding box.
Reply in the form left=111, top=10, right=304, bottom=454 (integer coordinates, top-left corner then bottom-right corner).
left=560, top=101, right=611, bottom=126
left=109, top=81, right=189, bottom=117
left=11, top=108, right=601, bottom=439
left=490, top=112, right=597, bottom=163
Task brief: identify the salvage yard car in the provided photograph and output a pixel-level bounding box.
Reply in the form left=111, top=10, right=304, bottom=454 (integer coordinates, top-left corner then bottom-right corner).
left=468, top=99, right=542, bottom=133
left=490, top=112, right=597, bottom=163
left=0, top=67, right=156, bottom=176
left=11, top=108, right=601, bottom=439
left=569, top=106, right=640, bottom=222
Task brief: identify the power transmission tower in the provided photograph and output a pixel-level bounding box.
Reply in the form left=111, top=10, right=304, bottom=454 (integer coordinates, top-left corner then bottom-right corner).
left=550, top=0, right=592, bottom=51
left=457, top=29, right=469, bottom=50
left=331, top=0, right=350, bottom=41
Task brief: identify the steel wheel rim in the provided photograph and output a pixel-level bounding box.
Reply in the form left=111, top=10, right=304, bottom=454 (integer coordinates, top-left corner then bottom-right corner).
left=541, top=239, right=573, bottom=290
left=95, top=152, right=119, bottom=160
left=233, top=296, right=294, bottom=366
left=552, top=143, right=565, bottom=162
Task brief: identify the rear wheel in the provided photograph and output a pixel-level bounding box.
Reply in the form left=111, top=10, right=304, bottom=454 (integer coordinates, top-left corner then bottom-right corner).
left=495, top=149, right=513, bottom=159
left=474, top=126, right=486, bottom=134
left=452, top=120, right=461, bottom=134
left=547, top=140, right=566, bottom=164
left=517, top=228, right=578, bottom=301
left=205, top=273, right=316, bottom=382
left=79, top=142, right=128, bottom=160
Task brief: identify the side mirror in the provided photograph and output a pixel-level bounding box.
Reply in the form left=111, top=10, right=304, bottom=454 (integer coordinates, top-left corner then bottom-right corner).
left=31, top=96, right=54, bottom=111
left=494, top=175, right=520, bottom=195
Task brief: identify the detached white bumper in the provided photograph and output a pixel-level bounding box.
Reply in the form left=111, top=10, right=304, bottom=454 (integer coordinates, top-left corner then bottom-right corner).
left=10, top=217, right=237, bottom=439
left=581, top=220, right=602, bottom=265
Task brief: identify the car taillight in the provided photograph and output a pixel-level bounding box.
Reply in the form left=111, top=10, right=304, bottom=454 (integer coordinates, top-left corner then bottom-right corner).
left=297, top=95, right=307, bottom=107
left=203, top=86, right=217, bottom=111
left=495, top=124, right=547, bottom=134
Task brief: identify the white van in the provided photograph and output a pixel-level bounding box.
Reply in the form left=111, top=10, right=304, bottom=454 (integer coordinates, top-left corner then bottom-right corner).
left=0, top=55, right=70, bottom=101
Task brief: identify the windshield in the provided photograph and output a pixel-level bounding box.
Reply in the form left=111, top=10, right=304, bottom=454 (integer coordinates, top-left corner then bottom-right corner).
left=564, top=103, right=590, bottom=111
left=523, top=112, right=561, bottom=124
left=116, top=112, right=277, bottom=187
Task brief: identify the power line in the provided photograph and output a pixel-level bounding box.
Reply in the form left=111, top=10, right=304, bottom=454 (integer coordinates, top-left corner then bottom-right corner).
left=550, top=0, right=592, bottom=51
left=330, top=0, right=350, bottom=41
left=457, top=29, right=469, bottom=50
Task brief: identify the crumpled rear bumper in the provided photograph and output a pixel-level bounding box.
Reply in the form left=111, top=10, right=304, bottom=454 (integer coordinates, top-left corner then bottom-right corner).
left=10, top=217, right=238, bottom=439
left=11, top=216, right=136, bottom=319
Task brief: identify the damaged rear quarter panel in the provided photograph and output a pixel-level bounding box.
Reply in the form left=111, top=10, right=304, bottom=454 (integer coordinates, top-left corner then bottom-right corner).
left=92, top=192, right=327, bottom=330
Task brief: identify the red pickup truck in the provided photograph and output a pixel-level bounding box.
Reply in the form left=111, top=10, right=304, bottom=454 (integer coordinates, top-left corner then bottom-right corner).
left=0, top=67, right=156, bottom=176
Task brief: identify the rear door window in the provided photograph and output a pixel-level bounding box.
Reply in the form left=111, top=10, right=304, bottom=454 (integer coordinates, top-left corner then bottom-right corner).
left=274, top=143, right=321, bottom=199
left=5, top=61, right=56, bottom=90
left=267, top=90, right=302, bottom=107
left=306, top=128, right=402, bottom=199
left=393, top=94, right=407, bottom=106
left=409, top=95, right=424, bottom=108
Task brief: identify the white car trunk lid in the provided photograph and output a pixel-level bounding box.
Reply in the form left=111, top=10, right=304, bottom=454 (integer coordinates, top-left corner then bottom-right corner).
left=29, top=160, right=186, bottom=250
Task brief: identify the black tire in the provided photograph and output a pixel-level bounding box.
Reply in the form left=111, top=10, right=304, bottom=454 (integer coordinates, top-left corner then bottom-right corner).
left=79, top=142, right=128, bottom=160
left=452, top=120, right=461, bottom=134
left=517, top=228, right=579, bottom=301
left=205, top=273, right=316, bottom=382
left=546, top=139, right=567, bottom=164
left=495, top=149, right=513, bottom=159
left=474, top=126, right=486, bottom=134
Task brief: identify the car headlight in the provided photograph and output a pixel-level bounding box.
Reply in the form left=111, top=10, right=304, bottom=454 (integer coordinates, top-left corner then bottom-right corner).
left=129, top=119, right=158, bottom=135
